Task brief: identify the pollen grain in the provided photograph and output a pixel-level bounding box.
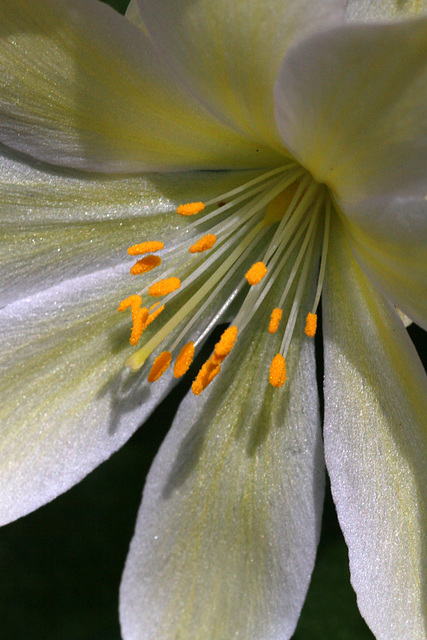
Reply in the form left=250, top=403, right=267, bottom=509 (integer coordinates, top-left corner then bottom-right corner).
left=130, top=254, right=161, bottom=275
left=268, top=308, right=283, bottom=334
left=305, top=312, right=317, bottom=338
left=148, top=351, right=172, bottom=382
left=189, top=234, right=217, bottom=253
left=174, top=342, right=195, bottom=378
left=269, top=353, right=287, bottom=388
left=148, top=277, right=181, bottom=297
left=245, top=262, right=267, bottom=285
left=127, top=241, right=164, bottom=255
left=177, top=202, right=205, bottom=216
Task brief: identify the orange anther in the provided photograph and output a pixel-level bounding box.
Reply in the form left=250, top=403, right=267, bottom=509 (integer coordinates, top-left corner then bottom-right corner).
left=148, top=277, right=181, bottom=297
left=191, top=357, right=221, bottom=396
left=130, top=255, right=161, bottom=275
left=127, top=241, right=164, bottom=256
left=245, top=261, right=267, bottom=285
left=269, top=353, right=287, bottom=388
left=268, top=308, right=283, bottom=334
left=118, top=294, right=142, bottom=316
left=130, top=307, right=149, bottom=345
left=214, top=326, right=238, bottom=359
left=305, top=312, right=317, bottom=338
left=177, top=202, right=205, bottom=216
left=174, top=342, right=195, bottom=378
left=147, top=351, right=172, bottom=383
left=189, top=234, right=217, bottom=253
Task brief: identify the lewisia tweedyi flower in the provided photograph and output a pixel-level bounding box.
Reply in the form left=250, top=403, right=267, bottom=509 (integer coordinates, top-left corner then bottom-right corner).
left=0, top=0, right=426, bottom=638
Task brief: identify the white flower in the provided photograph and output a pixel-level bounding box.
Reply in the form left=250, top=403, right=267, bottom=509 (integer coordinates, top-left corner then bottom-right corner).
left=0, top=1, right=426, bottom=639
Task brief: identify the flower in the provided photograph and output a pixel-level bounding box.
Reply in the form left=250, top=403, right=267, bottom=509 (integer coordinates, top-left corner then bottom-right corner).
left=1, top=0, right=426, bottom=639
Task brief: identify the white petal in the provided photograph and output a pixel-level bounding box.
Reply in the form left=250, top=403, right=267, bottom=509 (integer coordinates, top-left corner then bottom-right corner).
left=120, top=264, right=323, bottom=640
left=0, top=0, right=276, bottom=172
left=323, top=217, right=427, bottom=640
left=274, top=16, right=427, bottom=326
left=0, top=147, right=258, bottom=306
left=136, top=0, right=345, bottom=155
left=0, top=152, right=263, bottom=524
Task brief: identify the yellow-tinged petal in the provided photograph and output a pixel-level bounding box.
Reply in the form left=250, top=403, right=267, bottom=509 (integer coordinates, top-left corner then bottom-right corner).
left=120, top=295, right=322, bottom=640
left=0, top=0, right=277, bottom=172
left=275, top=17, right=427, bottom=200
left=323, top=218, right=427, bottom=640
left=275, top=17, right=427, bottom=328
left=137, top=0, right=345, bottom=154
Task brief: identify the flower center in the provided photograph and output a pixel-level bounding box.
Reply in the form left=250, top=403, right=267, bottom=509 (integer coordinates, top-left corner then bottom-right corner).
left=118, top=163, right=331, bottom=393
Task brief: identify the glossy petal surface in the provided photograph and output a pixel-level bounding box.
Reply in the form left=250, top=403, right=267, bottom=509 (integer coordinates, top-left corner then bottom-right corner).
left=0, top=152, right=260, bottom=525
left=136, top=0, right=345, bottom=154
left=120, top=266, right=323, bottom=640
left=323, top=218, right=427, bottom=640
left=275, top=16, right=427, bottom=326
left=0, top=0, right=277, bottom=172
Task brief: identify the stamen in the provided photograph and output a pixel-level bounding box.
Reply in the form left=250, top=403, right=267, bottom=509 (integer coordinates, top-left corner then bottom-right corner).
left=269, top=354, right=287, bottom=388
left=177, top=202, right=205, bottom=216
left=127, top=241, right=164, bottom=255
left=214, top=326, right=238, bottom=359
left=126, top=222, right=265, bottom=372
left=148, top=277, right=181, bottom=297
left=130, top=255, right=161, bottom=275
left=305, top=312, right=317, bottom=338
left=118, top=294, right=142, bottom=317
left=192, top=357, right=221, bottom=396
left=130, top=307, right=149, bottom=345
left=268, top=308, right=283, bottom=334
left=309, top=198, right=331, bottom=316
left=192, top=326, right=238, bottom=395
left=245, top=262, right=267, bottom=285
left=279, top=201, right=321, bottom=359
left=204, top=164, right=294, bottom=206
left=173, top=342, right=195, bottom=378
left=147, top=351, right=172, bottom=382
left=189, top=234, right=217, bottom=253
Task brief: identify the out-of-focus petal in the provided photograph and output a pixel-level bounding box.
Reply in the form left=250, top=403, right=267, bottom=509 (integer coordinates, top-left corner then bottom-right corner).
left=274, top=16, right=427, bottom=326
left=120, top=261, right=323, bottom=640
left=323, top=217, right=427, bottom=640
left=136, top=0, right=345, bottom=154
left=345, top=0, right=427, bottom=21
left=0, top=0, right=278, bottom=172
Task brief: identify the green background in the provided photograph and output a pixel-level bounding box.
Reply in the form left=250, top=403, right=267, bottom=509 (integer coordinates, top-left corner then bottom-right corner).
left=1, top=1, right=425, bottom=638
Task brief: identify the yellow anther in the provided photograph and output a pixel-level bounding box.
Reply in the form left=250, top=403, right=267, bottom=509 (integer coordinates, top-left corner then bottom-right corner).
left=305, top=312, right=317, bottom=338
left=130, top=254, right=162, bottom=275
left=268, top=308, right=283, bottom=334
left=127, top=241, right=164, bottom=256
left=189, top=234, right=217, bottom=253
left=269, top=353, right=287, bottom=388
left=214, top=326, right=238, bottom=359
left=147, top=351, right=172, bottom=383
left=118, top=294, right=142, bottom=316
left=177, top=202, right=205, bottom=216
left=148, top=277, right=181, bottom=297
left=174, top=342, right=195, bottom=378
left=192, top=357, right=221, bottom=396
left=245, top=261, right=267, bottom=285
left=130, top=307, right=149, bottom=346
left=192, top=326, right=238, bottom=395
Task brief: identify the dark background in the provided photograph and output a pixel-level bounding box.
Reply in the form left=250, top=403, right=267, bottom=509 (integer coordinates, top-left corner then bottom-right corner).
left=1, top=1, right=426, bottom=638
